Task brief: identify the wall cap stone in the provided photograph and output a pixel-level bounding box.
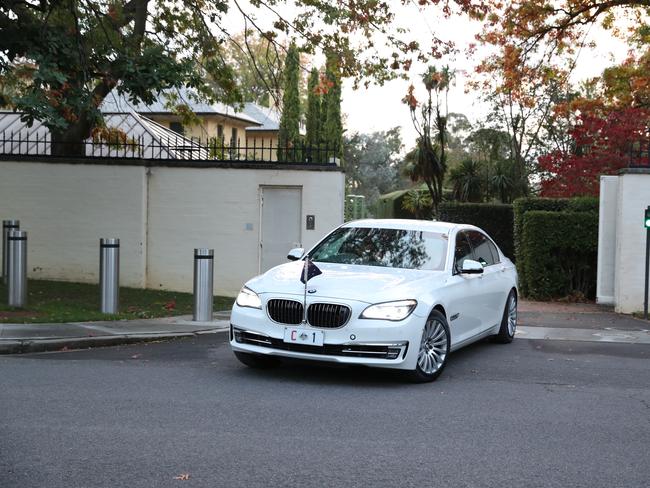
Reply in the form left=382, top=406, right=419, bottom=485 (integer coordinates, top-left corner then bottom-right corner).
left=0, top=155, right=345, bottom=172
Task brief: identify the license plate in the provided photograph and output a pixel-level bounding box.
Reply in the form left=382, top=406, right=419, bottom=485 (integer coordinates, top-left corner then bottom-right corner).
left=283, top=327, right=324, bottom=346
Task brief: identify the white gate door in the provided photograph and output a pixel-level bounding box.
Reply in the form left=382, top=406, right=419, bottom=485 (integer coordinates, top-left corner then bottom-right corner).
left=260, top=186, right=302, bottom=272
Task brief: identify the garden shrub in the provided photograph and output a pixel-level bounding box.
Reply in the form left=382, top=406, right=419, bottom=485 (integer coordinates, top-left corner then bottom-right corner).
left=513, top=198, right=571, bottom=295
left=513, top=197, right=600, bottom=297
left=521, top=210, right=598, bottom=300
left=439, top=202, right=514, bottom=259
left=566, top=196, right=599, bottom=213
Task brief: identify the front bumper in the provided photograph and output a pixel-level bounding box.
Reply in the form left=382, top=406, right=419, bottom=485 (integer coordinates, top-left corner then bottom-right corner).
left=229, top=300, right=425, bottom=370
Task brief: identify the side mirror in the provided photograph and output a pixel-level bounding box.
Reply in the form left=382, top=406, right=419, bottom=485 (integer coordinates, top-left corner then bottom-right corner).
left=287, top=247, right=305, bottom=261
left=461, top=259, right=484, bottom=274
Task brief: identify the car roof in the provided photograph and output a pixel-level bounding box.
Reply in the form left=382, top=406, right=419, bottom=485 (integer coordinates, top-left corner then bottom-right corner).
left=343, top=219, right=460, bottom=233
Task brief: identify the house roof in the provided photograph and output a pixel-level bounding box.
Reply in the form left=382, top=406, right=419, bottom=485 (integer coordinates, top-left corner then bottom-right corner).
left=0, top=110, right=209, bottom=159
left=242, top=103, right=280, bottom=131
left=101, top=87, right=261, bottom=126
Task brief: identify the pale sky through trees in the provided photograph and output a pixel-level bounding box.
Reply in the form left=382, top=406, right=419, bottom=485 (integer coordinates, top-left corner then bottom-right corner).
left=223, top=0, right=630, bottom=147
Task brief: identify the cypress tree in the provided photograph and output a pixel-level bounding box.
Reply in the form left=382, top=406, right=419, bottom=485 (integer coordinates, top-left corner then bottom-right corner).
left=305, top=68, right=321, bottom=149
left=277, top=42, right=301, bottom=161
left=323, top=52, right=343, bottom=161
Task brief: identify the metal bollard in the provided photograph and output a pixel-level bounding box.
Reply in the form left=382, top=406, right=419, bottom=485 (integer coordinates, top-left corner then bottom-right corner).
left=100, top=238, right=120, bottom=314
left=2, top=219, right=20, bottom=284
left=193, top=248, right=214, bottom=322
left=7, top=230, right=27, bottom=307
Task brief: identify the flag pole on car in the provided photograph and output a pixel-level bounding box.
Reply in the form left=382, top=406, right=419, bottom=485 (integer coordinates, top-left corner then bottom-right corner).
left=302, top=256, right=309, bottom=324
left=300, top=255, right=322, bottom=324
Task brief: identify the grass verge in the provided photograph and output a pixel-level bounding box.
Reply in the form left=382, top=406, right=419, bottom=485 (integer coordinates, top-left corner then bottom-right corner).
left=0, top=279, right=234, bottom=324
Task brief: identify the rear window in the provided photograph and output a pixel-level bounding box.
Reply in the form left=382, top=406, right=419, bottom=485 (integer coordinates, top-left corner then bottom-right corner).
left=310, top=227, right=448, bottom=270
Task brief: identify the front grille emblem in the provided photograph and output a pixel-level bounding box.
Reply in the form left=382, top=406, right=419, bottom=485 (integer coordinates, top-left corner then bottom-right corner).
left=307, top=289, right=317, bottom=294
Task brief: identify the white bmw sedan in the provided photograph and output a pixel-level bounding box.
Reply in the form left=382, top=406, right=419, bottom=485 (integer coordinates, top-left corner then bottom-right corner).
left=230, top=219, right=518, bottom=382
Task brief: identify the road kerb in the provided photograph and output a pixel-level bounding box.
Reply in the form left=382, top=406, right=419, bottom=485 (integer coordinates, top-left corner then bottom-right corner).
left=0, top=329, right=229, bottom=355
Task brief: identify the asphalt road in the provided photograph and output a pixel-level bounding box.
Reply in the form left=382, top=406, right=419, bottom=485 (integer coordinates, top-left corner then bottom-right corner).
left=1, top=333, right=649, bottom=488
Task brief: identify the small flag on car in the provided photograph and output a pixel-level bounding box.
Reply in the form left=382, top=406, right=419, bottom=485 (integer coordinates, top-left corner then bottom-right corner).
left=300, top=256, right=322, bottom=284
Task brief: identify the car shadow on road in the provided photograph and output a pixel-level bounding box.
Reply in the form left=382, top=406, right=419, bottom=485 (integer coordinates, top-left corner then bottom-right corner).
left=230, top=338, right=497, bottom=388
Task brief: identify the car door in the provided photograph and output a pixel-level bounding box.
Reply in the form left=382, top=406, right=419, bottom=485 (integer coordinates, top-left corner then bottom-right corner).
left=445, top=230, right=485, bottom=345
left=465, top=230, right=508, bottom=334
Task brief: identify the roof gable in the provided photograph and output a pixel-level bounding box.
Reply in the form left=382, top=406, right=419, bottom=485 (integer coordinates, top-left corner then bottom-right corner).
left=101, top=87, right=261, bottom=126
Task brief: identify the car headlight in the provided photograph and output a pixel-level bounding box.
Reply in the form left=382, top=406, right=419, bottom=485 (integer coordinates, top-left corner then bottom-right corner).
left=359, top=300, right=417, bottom=321
left=236, top=286, right=262, bottom=309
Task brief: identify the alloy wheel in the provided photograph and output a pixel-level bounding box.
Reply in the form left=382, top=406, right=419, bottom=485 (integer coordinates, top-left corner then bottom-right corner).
left=507, top=295, right=517, bottom=336
left=417, top=319, right=448, bottom=375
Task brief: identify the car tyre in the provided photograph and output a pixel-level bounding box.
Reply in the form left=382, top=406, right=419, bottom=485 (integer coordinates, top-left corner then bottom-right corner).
left=407, top=310, right=450, bottom=383
left=494, top=289, right=517, bottom=344
left=233, top=351, right=281, bottom=369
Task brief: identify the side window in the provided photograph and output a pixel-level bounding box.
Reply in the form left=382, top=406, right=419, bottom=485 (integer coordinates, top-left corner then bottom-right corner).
left=454, top=232, right=473, bottom=272
left=467, top=231, right=496, bottom=267
left=487, top=239, right=501, bottom=264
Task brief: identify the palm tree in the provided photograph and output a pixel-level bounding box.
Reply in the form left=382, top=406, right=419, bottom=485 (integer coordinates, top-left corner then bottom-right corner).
left=402, top=189, right=433, bottom=219
left=403, top=65, right=454, bottom=215
left=448, top=159, right=483, bottom=202
left=490, top=160, right=515, bottom=203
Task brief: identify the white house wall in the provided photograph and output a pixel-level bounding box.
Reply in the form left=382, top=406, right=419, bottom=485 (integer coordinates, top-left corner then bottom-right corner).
left=0, top=160, right=344, bottom=296
left=0, top=162, right=148, bottom=287
left=613, top=171, right=650, bottom=314
left=596, top=176, right=618, bottom=305
left=146, top=166, right=345, bottom=294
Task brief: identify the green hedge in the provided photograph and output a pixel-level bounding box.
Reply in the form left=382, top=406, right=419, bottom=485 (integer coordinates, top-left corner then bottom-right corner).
left=521, top=210, right=598, bottom=300
left=513, top=197, right=598, bottom=296
left=439, top=202, right=514, bottom=260
left=375, top=189, right=419, bottom=219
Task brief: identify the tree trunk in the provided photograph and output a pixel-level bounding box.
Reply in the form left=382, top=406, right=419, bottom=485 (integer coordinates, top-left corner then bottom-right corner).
left=50, top=115, right=93, bottom=157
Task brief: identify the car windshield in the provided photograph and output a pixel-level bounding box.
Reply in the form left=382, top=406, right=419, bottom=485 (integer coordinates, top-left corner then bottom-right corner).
left=309, top=227, right=448, bottom=270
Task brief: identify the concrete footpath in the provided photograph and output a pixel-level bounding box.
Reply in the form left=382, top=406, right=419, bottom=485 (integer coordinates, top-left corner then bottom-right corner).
left=517, top=300, right=650, bottom=344
left=1, top=301, right=649, bottom=354
left=0, top=313, right=230, bottom=354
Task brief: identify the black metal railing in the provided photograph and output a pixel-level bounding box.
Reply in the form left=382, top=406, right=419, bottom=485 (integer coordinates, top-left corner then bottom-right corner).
left=0, top=131, right=340, bottom=165
left=628, top=141, right=650, bottom=168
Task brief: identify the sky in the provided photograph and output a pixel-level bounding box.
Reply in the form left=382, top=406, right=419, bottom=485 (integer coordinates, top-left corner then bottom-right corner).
left=224, top=0, right=632, bottom=149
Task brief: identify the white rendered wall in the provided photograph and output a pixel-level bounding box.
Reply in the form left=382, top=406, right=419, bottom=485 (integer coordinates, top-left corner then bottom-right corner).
left=0, top=161, right=344, bottom=296
left=146, top=167, right=345, bottom=295
left=0, top=162, right=147, bottom=287
left=613, top=171, right=650, bottom=314
left=596, top=176, right=619, bottom=305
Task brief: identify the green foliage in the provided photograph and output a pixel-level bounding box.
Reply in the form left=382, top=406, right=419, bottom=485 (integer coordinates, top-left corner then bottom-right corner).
left=323, top=52, right=343, bottom=160
left=1, top=1, right=402, bottom=155
left=443, top=124, right=520, bottom=204
left=401, top=190, right=433, bottom=219
left=343, top=127, right=403, bottom=208
left=521, top=211, right=598, bottom=300
left=513, top=197, right=599, bottom=297
left=439, top=202, right=514, bottom=259
left=344, top=194, right=367, bottom=221
left=448, top=159, right=483, bottom=202
left=403, top=65, right=453, bottom=213
left=278, top=42, right=301, bottom=159
left=566, top=196, right=600, bottom=213
left=375, top=188, right=427, bottom=219
left=0, top=1, right=236, bottom=154
left=305, top=68, right=321, bottom=148
left=223, top=32, right=285, bottom=107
